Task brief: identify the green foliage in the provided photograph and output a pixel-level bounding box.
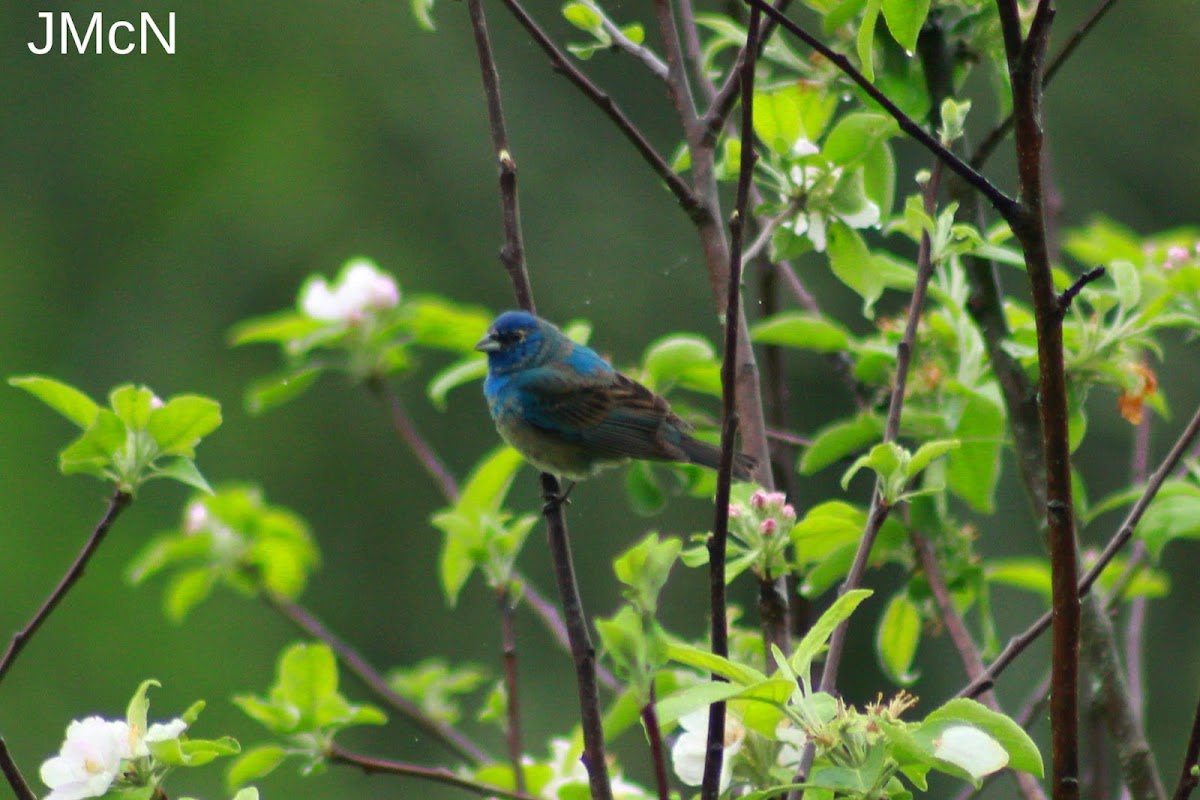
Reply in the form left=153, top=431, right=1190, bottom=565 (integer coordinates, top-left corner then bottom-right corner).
left=127, top=485, right=321, bottom=621
left=9, top=376, right=220, bottom=495
left=229, top=643, right=386, bottom=787
left=387, top=659, right=490, bottom=725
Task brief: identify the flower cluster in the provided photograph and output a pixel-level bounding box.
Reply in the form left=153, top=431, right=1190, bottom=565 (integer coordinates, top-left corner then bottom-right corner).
left=728, top=488, right=797, bottom=580
left=299, top=258, right=400, bottom=323
left=41, top=714, right=187, bottom=800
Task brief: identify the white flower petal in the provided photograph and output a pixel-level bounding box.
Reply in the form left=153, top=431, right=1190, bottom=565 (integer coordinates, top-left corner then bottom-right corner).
left=809, top=212, right=828, bottom=252
left=933, top=724, right=1009, bottom=780
left=790, top=138, right=820, bottom=157
left=300, top=279, right=343, bottom=321
left=839, top=200, right=880, bottom=230
left=41, top=717, right=127, bottom=800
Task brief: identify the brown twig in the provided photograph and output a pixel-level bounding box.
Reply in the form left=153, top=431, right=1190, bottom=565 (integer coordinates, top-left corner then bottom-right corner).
left=1172, top=694, right=1200, bottom=800
left=327, top=744, right=536, bottom=800
left=0, top=738, right=36, bottom=800
left=368, top=377, right=461, bottom=503
left=497, top=586, right=527, bottom=793
left=643, top=682, right=672, bottom=800
left=263, top=591, right=490, bottom=763
left=0, top=490, right=131, bottom=686
left=700, top=7, right=758, bottom=797
left=491, top=0, right=703, bottom=222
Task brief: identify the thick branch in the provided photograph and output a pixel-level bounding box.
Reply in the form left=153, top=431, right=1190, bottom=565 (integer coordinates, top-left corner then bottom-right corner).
left=328, top=745, right=536, bottom=800
left=0, top=490, right=131, bottom=686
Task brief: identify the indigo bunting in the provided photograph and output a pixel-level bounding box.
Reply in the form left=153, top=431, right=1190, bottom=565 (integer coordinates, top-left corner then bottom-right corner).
left=475, top=310, right=756, bottom=481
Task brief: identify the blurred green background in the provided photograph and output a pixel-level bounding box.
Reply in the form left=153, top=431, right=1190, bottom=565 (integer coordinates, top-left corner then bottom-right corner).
left=2, top=1, right=1198, bottom=798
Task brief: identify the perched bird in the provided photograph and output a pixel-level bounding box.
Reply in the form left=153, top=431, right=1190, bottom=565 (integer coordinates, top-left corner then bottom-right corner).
left=475, top=310, right=756, bottom=482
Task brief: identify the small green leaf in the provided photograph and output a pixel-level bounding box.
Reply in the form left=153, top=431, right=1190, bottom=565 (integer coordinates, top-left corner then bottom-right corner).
left=227, top=744, right=289, bottom=789
left=228, top=311, right=325, bottom=347
left=750, top=312, right=852, bottom=353
left=620, top=23, right=644, bottom=44
left=150, top=458, right=214, bottom=494
left=165, top=568, right=218, bottom=622
left=986, top=558, right=1052, bottom=603
left=876, top=593, right=921, bottom=684
left=664, top=640, right=767, bottom=686
left=827, top=220, right=887, bottom=317
left=563, top=1, right=604, bottom=32
left=9, top=375, right=99, bottom=429
left=881, top=0, right=930, bottom=53
left=789, top=589, right=872, bottom=691
left=841, top=442, right=903, bottom=491
left=906, top=439, right=960, bottom=479
left=147, top=396, right=222, bottom=457
left=1109, top=260, right=1141, bottom=309
left=823, top=112, right=898, bottom=169
left=625, top=461, right=666, bottom=516
left=126, top=679, right=161, bottom=733
left=278, top=642, right=339, bottom=726
left=110, top=385, right=158, bottom=430
left=923, top=698, right=1044, bottom=777
left=458, top=446, right=526, bottom=514
left=59, top=410, right=127, bottom=478
left=411, top=0, right=436, bottom=30
left=428, top=355, right=488, bottom=411
left=801, top=414, right=884, bottom=475
left=641, top=334, right=720, bottom=394
left=245, top=368, right=322, bottom=415
left=856, top=0, right=883, bottom=81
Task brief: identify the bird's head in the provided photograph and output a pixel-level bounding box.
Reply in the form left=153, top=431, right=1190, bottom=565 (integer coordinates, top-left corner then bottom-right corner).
left=475, top=310, right=550, bottom=373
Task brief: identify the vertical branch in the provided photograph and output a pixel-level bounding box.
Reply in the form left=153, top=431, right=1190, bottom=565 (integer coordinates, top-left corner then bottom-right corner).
left=0, top=490, right=132, bottom=686
left=468, top=0, right=534, bottom=313
left=467, top=3, right=611, bottom=796
left=642, top=682, right=672, bottom=800
left=700, top=7, right=759, bottom=798
left=0, top=739, right=36, bottom=800
left=498, top=587, right=527, bottom=792
left=1172, top=696, right=1200, bottom=800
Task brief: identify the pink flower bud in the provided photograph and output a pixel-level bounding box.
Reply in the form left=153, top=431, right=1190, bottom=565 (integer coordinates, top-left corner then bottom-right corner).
left=760, top=518, right=778, bottom=536
left=766, top=491, right=787, bottom=508
left=1168, top=246, right=1189, bottom=266
left=750, top=490, right=769, bottom=511
left=728, top=503, right=744, bottom=519
left=781, top=504, right=797, bottom=522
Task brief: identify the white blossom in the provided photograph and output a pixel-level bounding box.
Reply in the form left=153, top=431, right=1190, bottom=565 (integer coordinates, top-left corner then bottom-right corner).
left=932, top=724, right=1009, bottom=780
left=670, top=708, right=745, bottom=792
left=300, top=259, right=399, bottom=323
left=40, top=717, right=128, bottom=800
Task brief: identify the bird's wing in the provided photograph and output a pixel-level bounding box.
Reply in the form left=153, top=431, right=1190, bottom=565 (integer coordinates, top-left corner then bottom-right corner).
left=516, top=367, right=690, bottom=461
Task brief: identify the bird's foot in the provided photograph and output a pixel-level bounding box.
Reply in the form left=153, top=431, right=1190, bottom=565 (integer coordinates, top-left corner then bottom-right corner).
left=542, top=480, right=577, bottom=514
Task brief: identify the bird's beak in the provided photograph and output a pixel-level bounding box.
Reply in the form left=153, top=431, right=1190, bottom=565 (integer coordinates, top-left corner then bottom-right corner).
left=474, top=332, right=500, bottom=352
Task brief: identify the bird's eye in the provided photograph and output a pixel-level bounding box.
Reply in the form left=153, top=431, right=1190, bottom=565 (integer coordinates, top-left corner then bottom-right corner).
left=514, top=330, right=527, bottom=342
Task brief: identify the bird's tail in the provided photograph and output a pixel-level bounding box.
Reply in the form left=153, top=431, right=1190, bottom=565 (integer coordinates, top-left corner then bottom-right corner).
left=679, top=436, right=758, bottom=482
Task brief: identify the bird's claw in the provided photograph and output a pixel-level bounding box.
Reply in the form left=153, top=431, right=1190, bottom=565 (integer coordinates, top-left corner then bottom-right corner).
left=541, top=480, right=577, bottom=514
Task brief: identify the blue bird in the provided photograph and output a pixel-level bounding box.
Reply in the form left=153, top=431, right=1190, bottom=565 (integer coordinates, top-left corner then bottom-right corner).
left=475, top=310, right=756, bottom=482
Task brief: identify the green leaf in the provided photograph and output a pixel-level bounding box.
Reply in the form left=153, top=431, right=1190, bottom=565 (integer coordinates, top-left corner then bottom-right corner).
left=427, top=355, right=487, bottom=411
left=642, top=335, right=719, bottom=394
left=228, top=311, right=326, bottom=347
left=881, top=0, right=930, bottom=53
left=827, top=220, right=887, bottom=317
left=434, top=511, right=483, bottom=606
left=750, top=312, right=852, bottom=353
left=923, top=698, right=1044, bottom=777
left=986, top=558, right=1051, bottom=603
left=59, top=410, right=127, bottom=478
left=664, top=640, right=767, bottom=686
left=405, top=296, right=495, bottom=353
left=876, top=593, right=921, bottom=684
left=147, top=396, right=222, bottom=457
left=841, top=442, right=903, bottom=491
left=9, top=375, right=99, bottom=428
left=411, top=0, right=436, bottom=30
left=457, top=446, right=526, bottom=514
left=278, top=642, right=339, bottom=726
left=245, top=368, right=322, bottom=415
left=110, top=385, right=158, bottom=430
left=754, top=85, right=805, bottom=155
left=150, top=458, right=214, bottom=494
left=613, top=532, right=681, bottom=612
left=625, top=461, right=666, bottom=516
left=165, top=567, right=218, bottom=622
left=856, top=0, right=883, bottom=81
left=150, top=735, right=240, bottom=767
left=947, top=389, right=1005, bottom=513
left=906, top=439, right=960, bottom=479
left=823, top=113, right=899, bottom=169
left=227, top=744, right=289, bottom=789
left=1109, top=259, right=1141, bottom=309
left=790, top=589, right=872, bottom=690
left=1136, top=481, right=1200, bottom=560
left=801, top=414, right=884, bottom=475
left=563, top=1, right=603, bottom=32
left=126, top=679, right=161, bottom=733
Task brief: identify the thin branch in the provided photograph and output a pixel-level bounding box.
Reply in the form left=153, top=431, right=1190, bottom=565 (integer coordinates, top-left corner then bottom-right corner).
left=972, top=0, right=1121, bottom=169
left=1056, top=266, right=1106, bottom=315
left=328, top=744, right=536, bottom=800
left=652, top=0, right=702, bottom=142
left=643, top=682, right=672, bottom=800
left=701, top=7, right=759, bottom=796
left=0, top=738, right=36, bottom=800
left=263, top=591, right=490, bottom=763
left=469, top=0, right=534, bottom=312
left=497, top=587, right=527, bottom=793
left=492, top=0, right=704, bottom=222
left=742, top=0, right=1020, bottom=224
left=0, top=490, right=131, bottom=686
left=816, top=159, right=944, bottom=699
left=598, top=14, right=669, bottom=81
left=1172, top=693, right=1200, bottom=800
left=368, top=377, right=460, bottom=502
left=676, top=0, right=716, bottom=99
left=541, top=476, right=614, bottom=800
left=960, top=401, right=1200, bottom=699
